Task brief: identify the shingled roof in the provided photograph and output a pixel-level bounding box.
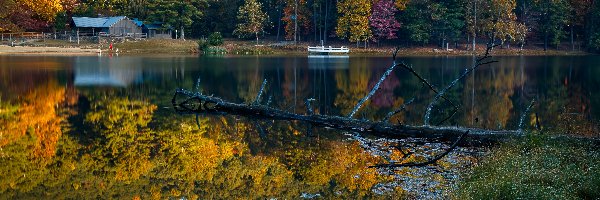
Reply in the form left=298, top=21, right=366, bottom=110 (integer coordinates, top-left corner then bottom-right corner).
left=72, top=16, right=127, bottom=28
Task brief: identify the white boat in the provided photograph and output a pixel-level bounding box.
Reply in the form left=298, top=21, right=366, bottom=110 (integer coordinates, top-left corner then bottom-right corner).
left=307, top=46, right=349, bottom=54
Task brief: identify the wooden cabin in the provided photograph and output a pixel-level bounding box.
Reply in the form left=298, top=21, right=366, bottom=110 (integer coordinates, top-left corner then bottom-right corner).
left=72, top=16, right=143, bottom=37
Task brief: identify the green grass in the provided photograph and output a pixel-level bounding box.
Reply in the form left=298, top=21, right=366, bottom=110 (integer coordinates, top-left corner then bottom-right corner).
left=113, top=39, right=199, bottom=54
left=455, top=134, right=600, bottom=199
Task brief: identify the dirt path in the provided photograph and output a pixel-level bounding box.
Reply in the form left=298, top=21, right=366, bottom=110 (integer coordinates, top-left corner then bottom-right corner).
left=0, top=45, right=99, bottom=55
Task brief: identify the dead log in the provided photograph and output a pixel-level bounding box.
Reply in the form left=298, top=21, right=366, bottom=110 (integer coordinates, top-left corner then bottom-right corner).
left=172, top=89, right=518, bottom=144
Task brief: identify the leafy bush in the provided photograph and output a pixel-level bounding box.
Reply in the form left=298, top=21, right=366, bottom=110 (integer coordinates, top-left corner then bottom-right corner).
left=208, top=32, right=224, bottom=46
left=197, top=39, right=209, bottom=52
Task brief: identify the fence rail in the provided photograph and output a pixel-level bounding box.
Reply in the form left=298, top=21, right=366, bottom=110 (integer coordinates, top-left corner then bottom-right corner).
left=1, top=31, right=149, bottom=42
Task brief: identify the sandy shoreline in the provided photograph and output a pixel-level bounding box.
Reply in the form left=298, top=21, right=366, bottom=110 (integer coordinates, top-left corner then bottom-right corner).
left=0, top=45, right=99, bottom=55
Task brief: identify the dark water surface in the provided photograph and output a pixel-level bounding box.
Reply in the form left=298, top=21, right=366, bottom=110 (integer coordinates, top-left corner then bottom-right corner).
left=0, top=54, right=598, bottom=198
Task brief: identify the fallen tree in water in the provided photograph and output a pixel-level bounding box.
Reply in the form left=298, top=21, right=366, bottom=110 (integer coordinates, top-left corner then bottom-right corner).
left=172, top=45, right=531, bottom=167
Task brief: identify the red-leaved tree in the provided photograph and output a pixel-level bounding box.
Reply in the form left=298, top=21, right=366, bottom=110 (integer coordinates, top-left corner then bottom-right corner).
left=369, top=0, right=401, bottom=43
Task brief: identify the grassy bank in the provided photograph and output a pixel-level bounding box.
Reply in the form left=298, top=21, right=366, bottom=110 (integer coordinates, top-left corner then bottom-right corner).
left=2, top=38, right=593, bottom=56
left=455, top=134, right=600, bottom=199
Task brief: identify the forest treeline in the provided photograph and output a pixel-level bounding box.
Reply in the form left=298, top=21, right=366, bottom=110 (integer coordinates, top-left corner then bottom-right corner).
left=1, top=0, right=600, bottom=51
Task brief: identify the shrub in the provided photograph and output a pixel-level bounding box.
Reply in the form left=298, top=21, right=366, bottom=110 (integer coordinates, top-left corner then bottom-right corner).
left=197, top=39, right=209, bottom=51
left=208, top=32, right=224, bottom=46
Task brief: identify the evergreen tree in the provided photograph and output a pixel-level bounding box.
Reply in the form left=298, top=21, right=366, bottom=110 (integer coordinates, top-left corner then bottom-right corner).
left=148, top=0, right=207, bottom=40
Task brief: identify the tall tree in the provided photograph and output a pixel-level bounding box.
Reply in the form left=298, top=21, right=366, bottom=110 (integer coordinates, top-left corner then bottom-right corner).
left=335, top=0, right=371, bottom=45
left=484, top=0, right=527, bottom=48
left=588, top=1, right=600, bottom=51
left=234, top=0, right=270, bottom=44
left=465, top=0, right=490, bottom=50
left=434, top=0, right=464, bottom=48
left=282, top=0, right=312, bottom=41
left=401, top=0, right=433, bottom=46
left=148, top=0, right=207, bottom=40
left=369, top=0, right=401, bottom=43
left=535, top=0, right=571, bottom=50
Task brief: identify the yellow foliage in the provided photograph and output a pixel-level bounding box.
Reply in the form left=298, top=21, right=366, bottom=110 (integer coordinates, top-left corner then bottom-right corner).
left=0, top=78, right=65, bottom=159
left=16, top=0, right=64, bottom=21
left=336, top=0, right=372, bottom=42
left=394, top=0, right=409, bottom=10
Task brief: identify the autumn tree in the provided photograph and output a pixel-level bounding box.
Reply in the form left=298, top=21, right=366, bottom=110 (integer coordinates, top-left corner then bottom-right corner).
left=336, top=0, right=372, bottom=46
left=16, top=0, right=64, bottom=22
left=0, top=0, right=20, bottom=32
left=85, top=97, right=157, bottom=181
left=282, top=0, right=312, bottom=41
left=484, top=0, right=527, bottom=48
left=233, top=0, right=270, bottom=44
left=369, top=0, right=401, bottom=43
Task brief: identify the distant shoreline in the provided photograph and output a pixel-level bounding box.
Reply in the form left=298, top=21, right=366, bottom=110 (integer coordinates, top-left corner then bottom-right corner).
left=0, top=39, right=592, bottom=56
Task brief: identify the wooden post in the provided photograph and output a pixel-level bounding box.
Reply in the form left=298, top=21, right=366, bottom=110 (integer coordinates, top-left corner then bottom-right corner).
left=77, top=29, right=80, bottom=45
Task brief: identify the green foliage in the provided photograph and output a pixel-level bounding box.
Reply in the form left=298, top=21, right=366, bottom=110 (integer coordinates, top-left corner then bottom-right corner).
left=456, top=134, right=600, bottom=199
left=401, top=0, right=432, bottom=45
left=53, top=11, right=68, bottom=31
left=198, top=32, right=226, bottom=54
left=208, top=32, right=224, bottom=46
left=147, top=0, right=207, bottom=37
left=0, top=101, right=18, bottom=120
left=535, top=0, right=571, bottom=48
left=198, top=39, right=209, bottom=51
left=588, top=3, right=600, bottom=51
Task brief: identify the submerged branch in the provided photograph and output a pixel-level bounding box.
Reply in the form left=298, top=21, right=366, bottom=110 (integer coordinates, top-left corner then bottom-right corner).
left=254, top=79, right=268, bottom=105
left=348, top=49, right=401, bottom=118
left=423, top=44, right=497, bottom=126
left=518, top=99, right=536, bottom=132
left=369, top=131, right=469, bottom=168
left=383, top=97, right=415, bottom=123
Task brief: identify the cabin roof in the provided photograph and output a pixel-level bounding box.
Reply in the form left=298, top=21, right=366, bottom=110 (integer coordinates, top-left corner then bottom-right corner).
left=132, top=18, right=144, bottom=27
left=72, top=16, right=127, bottom=28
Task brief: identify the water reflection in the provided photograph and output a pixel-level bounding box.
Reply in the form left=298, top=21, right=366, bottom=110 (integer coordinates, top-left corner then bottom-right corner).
left=0, top=55, right=598, bottom=198
left=74, top=56, right=143, bottom=87
left=308, top=55, right=350, bottom=69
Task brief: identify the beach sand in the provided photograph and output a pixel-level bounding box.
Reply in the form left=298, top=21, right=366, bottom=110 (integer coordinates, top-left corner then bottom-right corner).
left=0, top=45, right=99, bottom=55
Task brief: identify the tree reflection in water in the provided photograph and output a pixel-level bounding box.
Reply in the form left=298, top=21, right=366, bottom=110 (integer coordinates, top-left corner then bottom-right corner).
left=0, top=55, right=599, bottom=198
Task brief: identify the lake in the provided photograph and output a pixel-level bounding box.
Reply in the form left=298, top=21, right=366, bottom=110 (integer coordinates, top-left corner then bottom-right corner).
left=0, top=54, right=598, bottom=198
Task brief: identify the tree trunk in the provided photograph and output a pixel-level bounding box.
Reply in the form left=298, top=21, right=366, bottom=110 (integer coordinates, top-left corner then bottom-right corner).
left=571, top=25, right=574, bottom=51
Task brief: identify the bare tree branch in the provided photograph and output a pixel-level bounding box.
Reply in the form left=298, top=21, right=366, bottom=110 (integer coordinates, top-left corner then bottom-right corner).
left=254, top=79, right=268, bottom=105
left=348, top=48, right=401, bottom=118
left=383, top=97, right=415, bottom=123
left=369, top=131, right=469, bottom=168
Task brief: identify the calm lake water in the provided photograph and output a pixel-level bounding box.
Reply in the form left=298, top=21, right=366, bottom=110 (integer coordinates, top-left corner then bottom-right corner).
left=0, top=54, right=599, bottom=198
